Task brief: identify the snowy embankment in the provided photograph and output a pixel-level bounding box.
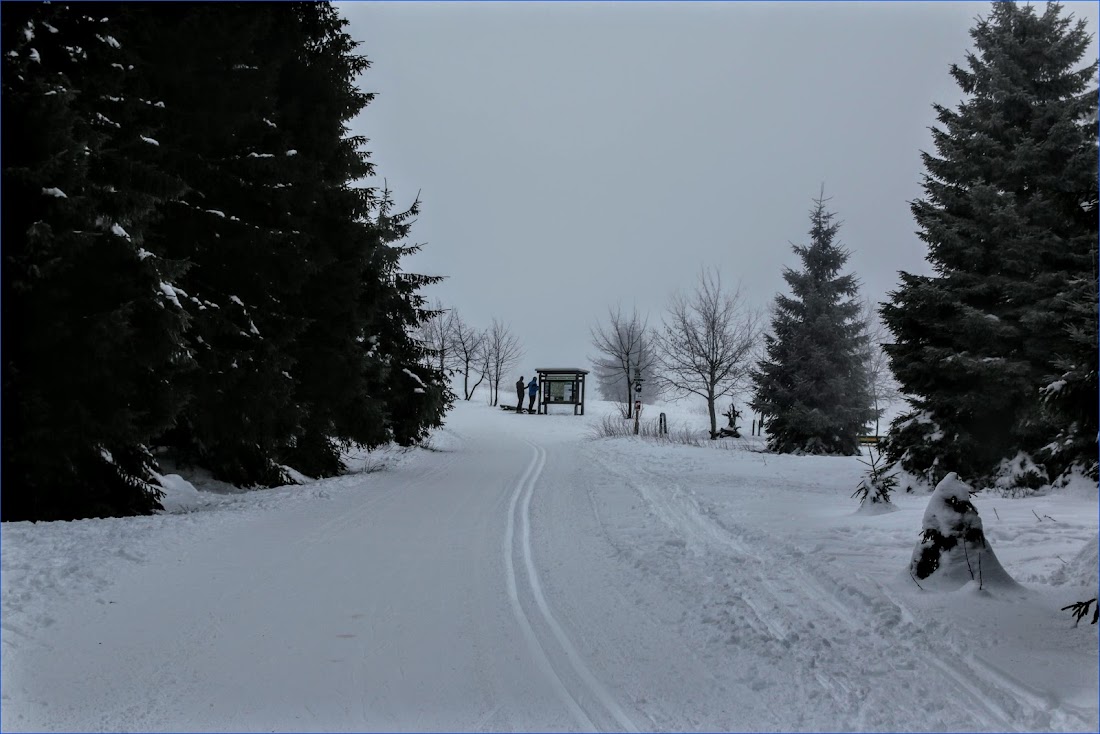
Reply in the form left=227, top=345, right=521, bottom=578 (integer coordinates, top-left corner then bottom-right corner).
left=2, top=399, right=1096, bottom=732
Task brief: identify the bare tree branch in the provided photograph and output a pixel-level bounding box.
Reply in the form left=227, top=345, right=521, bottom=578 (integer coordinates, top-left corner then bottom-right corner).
left=862, top=299, right=903, bottom=436
left=652, top=267, right=762, bottom=439
left=483, top=318, right=524, bottom=407
left=416, top=299, right=457, bottom=377
left=449, top=311, right=487, bottom=400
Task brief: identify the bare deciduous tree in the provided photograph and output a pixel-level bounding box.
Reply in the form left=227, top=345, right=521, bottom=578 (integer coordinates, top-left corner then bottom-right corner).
left=484, top=318, right=524, bottom=407
left=863, top=299, right=903, bottom=437
left=450, top=312, right=487, bottom=401
left=653, top=267, right=762, bottom=439
left=476, top=336, right=492, bottom=403
left=417, top=299, right=456, bottom=377
left=589, top=305, right=658, bottom=419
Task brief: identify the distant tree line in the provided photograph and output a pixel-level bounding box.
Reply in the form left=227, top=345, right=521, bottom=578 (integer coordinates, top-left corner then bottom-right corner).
left=2, top=2, right=452, bottom=521
left=586, top=1, right=1097, bottom=493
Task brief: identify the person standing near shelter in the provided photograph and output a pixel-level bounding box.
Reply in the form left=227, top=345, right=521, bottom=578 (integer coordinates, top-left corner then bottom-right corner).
left=516, top=376, right=525, bottom=413
left=527, top=376, right=539, bottom=413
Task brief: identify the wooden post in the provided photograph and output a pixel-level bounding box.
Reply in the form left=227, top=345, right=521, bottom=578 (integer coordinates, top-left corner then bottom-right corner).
left=634, top=400, right=641, bottom=435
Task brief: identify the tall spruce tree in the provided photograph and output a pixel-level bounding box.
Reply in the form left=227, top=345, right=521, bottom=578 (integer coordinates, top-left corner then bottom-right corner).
left=2, top=5, right=192, bottom=520
left=3, top=2, right=453, bottom=518
left=355, top=192, right=454, bottom=449
left=123, top=4, right=313, bottom=487
left=751, top=192, right=875, bottom=455
left=881, top=2, right=1098, bottom=488
left=272, top=7, right=452, bottom=474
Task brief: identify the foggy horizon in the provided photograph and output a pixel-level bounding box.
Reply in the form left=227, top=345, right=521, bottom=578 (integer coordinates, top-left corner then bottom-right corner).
left=338, top=1, right=1099, bottom=384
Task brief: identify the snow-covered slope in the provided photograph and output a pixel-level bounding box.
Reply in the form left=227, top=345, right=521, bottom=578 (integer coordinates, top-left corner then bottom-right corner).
left=2, top=399, right=1096, bottom=731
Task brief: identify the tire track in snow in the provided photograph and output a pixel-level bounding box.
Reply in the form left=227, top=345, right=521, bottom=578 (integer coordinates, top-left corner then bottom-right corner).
left=505, top=442, right=640, bottom=733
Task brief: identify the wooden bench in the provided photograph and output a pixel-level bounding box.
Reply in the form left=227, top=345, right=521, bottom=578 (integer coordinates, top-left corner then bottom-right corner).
left=857, top=435, right=881, bottom=446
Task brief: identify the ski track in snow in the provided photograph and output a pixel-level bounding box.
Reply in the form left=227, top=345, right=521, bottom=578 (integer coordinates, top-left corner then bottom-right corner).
left=505, top=441, right=641, bottom=733
left=504, top=443, right=598, bottom=731
left=586, top=447, right=1094, bottom=732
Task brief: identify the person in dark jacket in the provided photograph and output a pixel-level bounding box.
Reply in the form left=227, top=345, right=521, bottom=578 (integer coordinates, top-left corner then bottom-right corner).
left=527, top=376, right=539, bottom=413
left=516, top=376, right=525, bottom=413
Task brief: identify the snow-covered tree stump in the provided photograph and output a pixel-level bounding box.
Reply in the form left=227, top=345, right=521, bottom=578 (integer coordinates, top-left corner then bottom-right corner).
left=909, top=472, right=1017, bottom=590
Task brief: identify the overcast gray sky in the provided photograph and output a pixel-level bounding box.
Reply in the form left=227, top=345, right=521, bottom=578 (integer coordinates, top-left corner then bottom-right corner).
left=337, top=1, right=1098, bottom=381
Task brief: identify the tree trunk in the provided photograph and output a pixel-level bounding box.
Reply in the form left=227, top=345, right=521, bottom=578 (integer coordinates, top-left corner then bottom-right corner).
left=467, top=369, right=485, bottom=401
left=625, top=364, right=633, bottom=418
left=707, top=391, right=718, bottom=440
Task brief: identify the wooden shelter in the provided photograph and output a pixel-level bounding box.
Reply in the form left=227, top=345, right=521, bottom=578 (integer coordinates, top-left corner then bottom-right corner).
left=535, top=368, right=589, bottom=415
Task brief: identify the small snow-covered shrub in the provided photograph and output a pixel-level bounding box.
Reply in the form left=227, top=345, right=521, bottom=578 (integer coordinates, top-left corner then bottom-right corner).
left=989, top=452, right=1049, bottom=497
left=851, top=448, right=898, bottom=513
left=909, top=472, right=1018, bottom=590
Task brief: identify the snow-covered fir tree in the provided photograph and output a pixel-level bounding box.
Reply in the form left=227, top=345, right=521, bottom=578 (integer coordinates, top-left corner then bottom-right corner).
left=910, top=472, right=1017, bottom=590
left=354, top=191, right=454, bottom=450
left=751, top=192, right=875, bottom=455
left=130, top=3, right=450, bottom=484
left=881, top=1, right=1098, bottom=489
left=2, top=3, right=452, bottom=519
left=125, top=4, right=311, bottom=487
left=2, top=5, right=191, bottom=520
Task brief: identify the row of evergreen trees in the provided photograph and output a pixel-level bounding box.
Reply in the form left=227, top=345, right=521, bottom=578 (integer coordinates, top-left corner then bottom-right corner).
left=2, top=3, right=452, bottom=521
left=751, top=2, right=1097, bottom=491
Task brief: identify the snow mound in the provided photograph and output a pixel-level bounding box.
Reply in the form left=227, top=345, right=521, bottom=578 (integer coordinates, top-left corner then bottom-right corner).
left=154, top=472, right=202, bottom=513
left=910, top=472, right=1019, bottom=591
left=279, top=464, right=314, bottom=485
left=1050, top=535, right=1099, bottom=588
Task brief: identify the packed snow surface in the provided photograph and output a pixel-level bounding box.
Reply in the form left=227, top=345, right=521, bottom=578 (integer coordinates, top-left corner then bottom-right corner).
left=2, top=400, right=1097, bottom=732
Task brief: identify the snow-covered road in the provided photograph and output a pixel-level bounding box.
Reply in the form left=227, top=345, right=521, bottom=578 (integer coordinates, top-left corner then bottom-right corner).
left=3, top=401, right=1097, bottom=731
